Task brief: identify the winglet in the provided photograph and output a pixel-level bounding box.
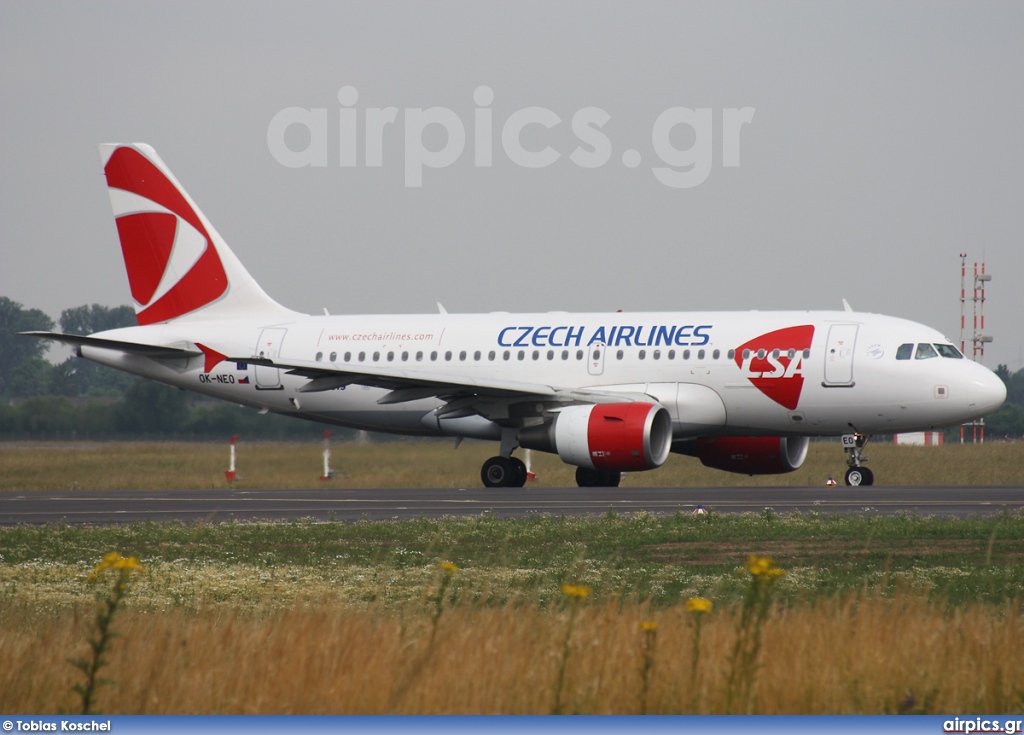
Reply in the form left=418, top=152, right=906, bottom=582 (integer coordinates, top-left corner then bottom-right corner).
left=196, top=343, right=228, bottom=373
left=842, top=299, right=853, bottom=313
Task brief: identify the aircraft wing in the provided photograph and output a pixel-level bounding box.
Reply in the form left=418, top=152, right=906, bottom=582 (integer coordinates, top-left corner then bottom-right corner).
left=20, top=332, right=202, bottom=359
left=229, top=354, right=560, bottom=401
left=229, top=355, right=653, bottom=409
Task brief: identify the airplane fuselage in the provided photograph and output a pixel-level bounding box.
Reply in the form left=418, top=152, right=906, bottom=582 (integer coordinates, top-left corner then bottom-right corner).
left=83, top=309, right=1003, bottom=440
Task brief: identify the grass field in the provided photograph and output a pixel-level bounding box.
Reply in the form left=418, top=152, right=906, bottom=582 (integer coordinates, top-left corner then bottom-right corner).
left=1, top=439, right=1022, bottom=490
left=0, top=441, right=1022, bottom=714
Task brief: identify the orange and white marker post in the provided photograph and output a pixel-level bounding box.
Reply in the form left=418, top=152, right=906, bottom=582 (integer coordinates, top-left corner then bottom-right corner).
left=525, top=448, right=537, bottom=483
left=225, top=435, right=240, bottom=482
left=320, top=430, right=334, bottom=480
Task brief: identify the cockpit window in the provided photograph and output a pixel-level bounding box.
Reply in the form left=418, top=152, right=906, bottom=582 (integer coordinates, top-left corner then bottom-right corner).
left=915, top=343, right=938, bottom=360
left=896, top=343, right=913, bottom=360
left=934, top=344, right=963, bottom=359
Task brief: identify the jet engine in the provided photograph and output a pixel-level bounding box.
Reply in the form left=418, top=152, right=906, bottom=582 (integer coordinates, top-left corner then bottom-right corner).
left=519, top=402, right=672, bottom=471
left=684, top=435, right=809, bottom=475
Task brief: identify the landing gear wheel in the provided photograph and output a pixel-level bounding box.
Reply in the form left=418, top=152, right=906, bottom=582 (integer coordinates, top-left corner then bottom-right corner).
left=509, top=457, right=528, bottom=488
left=481, top=456, right=514, bottom=488
left=845, top=466, right=874, bottom=487
left=575, top=467, right=622, bottom=487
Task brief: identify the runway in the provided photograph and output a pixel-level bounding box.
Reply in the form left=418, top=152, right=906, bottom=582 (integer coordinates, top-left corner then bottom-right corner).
left=0, top=485, right=1022, bottom=525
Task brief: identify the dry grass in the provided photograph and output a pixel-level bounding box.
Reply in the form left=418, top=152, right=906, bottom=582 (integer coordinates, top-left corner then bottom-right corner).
left=1, top=440, right=1022, bottom=491
left=2, top=591, right=1021, bottom=714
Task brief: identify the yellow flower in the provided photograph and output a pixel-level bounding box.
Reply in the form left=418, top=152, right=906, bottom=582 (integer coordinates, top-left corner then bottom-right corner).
left=685, top=597, right=713, bottom=613
left=641, top=621, right=658, bottom=632
left=88, top=552, right=145, bottom=580
left=561, top=583, right=592, bottom=600
left=438, top=561, right=459, bottom=573
left=744, top=554, right=785, bottom=581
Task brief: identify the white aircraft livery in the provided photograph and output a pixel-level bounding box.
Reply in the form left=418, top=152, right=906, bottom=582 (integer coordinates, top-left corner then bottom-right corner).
left=24, top=144, right=1007, bottom=487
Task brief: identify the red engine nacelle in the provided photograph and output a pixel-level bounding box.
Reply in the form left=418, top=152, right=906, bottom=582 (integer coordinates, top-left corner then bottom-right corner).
left=695, top=436, right=809, bottom=475
left=519, top=402, right=673, bottom=472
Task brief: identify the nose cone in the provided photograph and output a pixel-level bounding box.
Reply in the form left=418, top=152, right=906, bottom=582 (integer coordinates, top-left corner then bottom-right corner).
left=968, top=365, right=1007, bottom=416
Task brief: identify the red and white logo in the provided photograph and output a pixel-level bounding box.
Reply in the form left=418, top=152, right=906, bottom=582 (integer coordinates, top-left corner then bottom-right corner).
left=104, top=147, right=228, bottom=325
left=734, top=325, right=815, bottom=410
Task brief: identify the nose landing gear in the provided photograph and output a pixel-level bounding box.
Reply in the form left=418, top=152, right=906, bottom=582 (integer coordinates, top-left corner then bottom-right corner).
left=842, top=433, right=874, bottom=486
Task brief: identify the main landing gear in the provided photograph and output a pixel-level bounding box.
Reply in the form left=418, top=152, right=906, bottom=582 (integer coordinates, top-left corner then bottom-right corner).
left=481, top=456, right=528, bottom=488
left=480, top=428, right=529, bottom=488
left=842, top=433, right=874, bottom=486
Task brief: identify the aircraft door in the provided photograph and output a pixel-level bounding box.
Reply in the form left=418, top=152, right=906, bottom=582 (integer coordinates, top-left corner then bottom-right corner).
left=254, top=328, right=287, bottom=390
left=823, top=324, right=858, bottom=386
left=587, top=343, right=606, bottom=376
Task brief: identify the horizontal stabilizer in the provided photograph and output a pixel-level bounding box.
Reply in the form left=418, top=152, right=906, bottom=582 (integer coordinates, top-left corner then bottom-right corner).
left=20, top=332, right=201, bottom=359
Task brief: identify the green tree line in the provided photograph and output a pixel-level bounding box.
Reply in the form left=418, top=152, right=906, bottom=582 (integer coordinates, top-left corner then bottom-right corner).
left=2, top=295, right=1023, bottom=441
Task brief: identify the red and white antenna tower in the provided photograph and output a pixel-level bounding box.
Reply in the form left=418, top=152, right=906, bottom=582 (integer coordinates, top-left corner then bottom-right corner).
left=959, top=254, right=993, bottom=443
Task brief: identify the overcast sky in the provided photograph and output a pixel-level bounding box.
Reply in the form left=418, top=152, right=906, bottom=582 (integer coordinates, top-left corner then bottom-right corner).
left=2, top=1, right=1022, bottom=370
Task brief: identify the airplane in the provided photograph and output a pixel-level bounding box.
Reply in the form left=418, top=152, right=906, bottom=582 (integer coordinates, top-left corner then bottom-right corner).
left=23, top=144, right=1007, bottom=488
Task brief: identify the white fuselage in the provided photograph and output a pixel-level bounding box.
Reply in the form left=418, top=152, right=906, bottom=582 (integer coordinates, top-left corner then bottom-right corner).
left=82, top=309, right=1006, bottom=441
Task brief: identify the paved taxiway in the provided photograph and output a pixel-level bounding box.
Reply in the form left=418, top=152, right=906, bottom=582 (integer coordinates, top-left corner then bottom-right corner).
left=0, top=486, right=1022, bottom=525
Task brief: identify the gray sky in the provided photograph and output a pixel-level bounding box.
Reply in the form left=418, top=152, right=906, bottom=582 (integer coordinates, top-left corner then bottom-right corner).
left=2, top=1, right=1022, bottom=370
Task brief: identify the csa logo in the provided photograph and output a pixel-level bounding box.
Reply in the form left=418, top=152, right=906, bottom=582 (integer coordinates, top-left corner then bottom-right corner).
left=734, top=325, right=815, bottom=410
left=105, top=147, right=228, bottom=325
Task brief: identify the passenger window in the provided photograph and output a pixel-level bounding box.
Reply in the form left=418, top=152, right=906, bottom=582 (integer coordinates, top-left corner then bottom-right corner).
left=697, top=349, right=705, bottom=361
left=547, top=350, right=554, bottom=360
left=638, top=350, right=646, bottom=360
left=358, top=351, right=366, bottom=362
left=401, top=351, right=409, bottom=361
left=445, top=351, right=452, bottom=361
left=915, top=343, right=938, bottom=360
left=344, top=352, right=351, bottom=362
left=935, top=344, right=963, bottom=359
left=387, top=351, right=394, bottom=362
left=503, top=350, right=510, bottom=361
left=315, top=352, right=323, bottom=362
left=653, top=350, right=661, bottom=360
left=372, top=351, right=380, bottom=362
left=576, top=350, right=584, bottom=360
left=616, top=350, right=624, bottom=360
left=532, top=350, right=539, bottom=360
left=488, top=351, right=495, bottom=361
left=329, top=352, right=337, bottom=362
left=668, top=350, right=675, bottom=360
left=683, top=349, right=691, bottom=360
left=896, top=343, right=913, bottom=360
left=430, top=351, right=437, bottom=361
left=713, top=349, right=720, bottom=360
left=415, top=351, right=423, bottom=361
left=561, top=350, right=569, bottom=360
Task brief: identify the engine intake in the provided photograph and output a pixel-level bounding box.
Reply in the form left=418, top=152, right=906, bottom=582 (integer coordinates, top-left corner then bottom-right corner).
left=688, top=435, right=809, bottom=475
left=519, top=402, right=672, bottom=472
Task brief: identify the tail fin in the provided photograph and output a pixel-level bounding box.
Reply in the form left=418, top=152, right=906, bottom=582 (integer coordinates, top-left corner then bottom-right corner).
left=99, top=143, right=298, bottom=324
